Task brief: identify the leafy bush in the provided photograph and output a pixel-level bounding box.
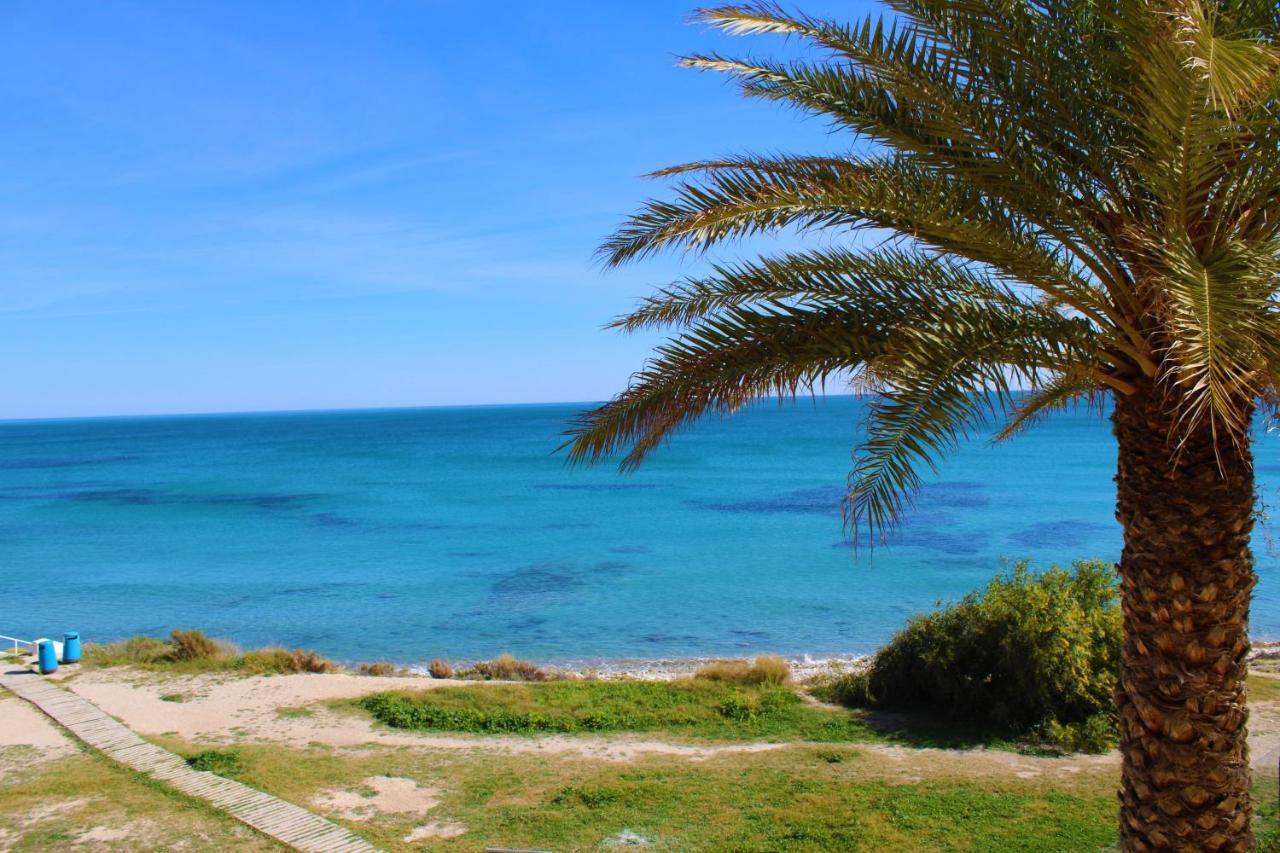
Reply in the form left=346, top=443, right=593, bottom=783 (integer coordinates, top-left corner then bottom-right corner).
left=815, top=561, right=1120, bottom=751
left=696, top=656, right=792, bottom=686
left=466, top=653, right=547, bottom=682
left=427, top=659, right=454, bottom=679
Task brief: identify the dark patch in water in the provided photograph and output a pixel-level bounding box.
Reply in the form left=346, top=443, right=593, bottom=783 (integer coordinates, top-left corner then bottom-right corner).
left=592, top=561, right=631, bottom=573
left=62, top=488, right=160, bottom=505
left=534, top=483, right=659, bottom=492
left=60, top=488, right=314, bottom=509
left=313, top=512, right=357, bottom=527
left=490, top=562, right=583, bottom=607
left=894, top=527, right=986, bottom=555
left=543, top=521, right=595, bottom=530
left=640, top=632, right=701, bottom=644
left=1009, top=519, right=1113, bottom=549
left=0, top=454, right=137, bottom=470
left=916, top=481, right=989, bottom=510
left=730, top=629, right=769, bottom=639
left=450, top=551, right=493, bottom=558
left=831, top=511, right=986, bottom=555
left=698, top=485, right=844, bottom=515
left=610, top=545, right=651, bottom=555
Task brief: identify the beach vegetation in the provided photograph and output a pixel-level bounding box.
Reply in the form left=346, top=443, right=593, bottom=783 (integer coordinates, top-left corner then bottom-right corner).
left=695, top=654, right=792, bottom=686
left=357, top=661, right=397, bottom=676
left=168, top=629, right=224, bottom=662
left=81, top=630, right=337, bottom=675
left=427, top=658, right=454, bottom=679
left=461, top=653, right=547, bottom=682
left=356, top=679, right=873, bottom=741
left=238, top=647, right=339, bottom=674
left=815, top=561, right=1120, bottom=752
left=185, top=749, right=244, bottom=779
left=564, top=1, right=1280, bottom=844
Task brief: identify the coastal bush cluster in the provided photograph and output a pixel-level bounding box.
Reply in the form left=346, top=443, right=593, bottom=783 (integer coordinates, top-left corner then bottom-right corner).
left=357, top=679, right=870, bottom=741
left=814, top=561, right=1121, bottom=752
left=81, top=629, right=338, bottom=675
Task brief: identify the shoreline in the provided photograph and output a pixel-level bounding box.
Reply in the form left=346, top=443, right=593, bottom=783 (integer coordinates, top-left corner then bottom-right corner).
left=403, top=653, right=872, bottom=683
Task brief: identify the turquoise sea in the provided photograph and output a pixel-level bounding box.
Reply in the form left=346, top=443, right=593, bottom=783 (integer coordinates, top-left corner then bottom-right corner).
left=2, top=396, right=1277, bottom=664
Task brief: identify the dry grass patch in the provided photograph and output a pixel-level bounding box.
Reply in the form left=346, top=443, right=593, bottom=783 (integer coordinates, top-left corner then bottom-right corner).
left=696, top=655, right=792, bottom=686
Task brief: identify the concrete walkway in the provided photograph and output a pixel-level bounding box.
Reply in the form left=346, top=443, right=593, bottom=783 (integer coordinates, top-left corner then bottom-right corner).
left=1, top=669, right=381, bottom=853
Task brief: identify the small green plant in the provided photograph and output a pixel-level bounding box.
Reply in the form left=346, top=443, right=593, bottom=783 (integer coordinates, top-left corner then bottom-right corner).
left=277, top=705, right=314, bottom=719
left=814, top=561, right=1120, bottom=752
left=185, top=749, right=243, bottom=778
left=159, top=693, right=190, bottom=703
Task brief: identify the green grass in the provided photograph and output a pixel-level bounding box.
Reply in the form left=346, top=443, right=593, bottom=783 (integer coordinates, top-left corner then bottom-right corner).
left=0, top=747, right=280, bottom=850
left=1251, top=674, right=1280, bottom=704
left=148, top=737, right=1125, bottom=852
left=357, top=680, right=883, bottom=742
left=354, top=679, right=1044, bottom=750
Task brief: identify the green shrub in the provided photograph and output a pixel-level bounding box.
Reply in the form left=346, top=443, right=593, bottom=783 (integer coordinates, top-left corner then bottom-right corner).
left=1039, top=712, right=1118, bottom=754
left=816, top=560, right=1120, bottom=751
left=186, top=749, right=243, bottom=778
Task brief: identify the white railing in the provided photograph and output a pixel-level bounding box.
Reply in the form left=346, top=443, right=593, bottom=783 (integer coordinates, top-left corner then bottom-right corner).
left=0, top=635, right=32, bottom=654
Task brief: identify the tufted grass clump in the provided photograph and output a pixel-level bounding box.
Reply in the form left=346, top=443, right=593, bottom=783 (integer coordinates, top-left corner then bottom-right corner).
left=696, top=655, right=792, bottom=686
left=463, top=653, right=548, bottom=682
left=238, top=647, right=338, bottom=675
left=812, top=561, right=1120, bottom=753
left=81, top=629, right=338, bottom=675
left=359, top=661, right=398, bottom=676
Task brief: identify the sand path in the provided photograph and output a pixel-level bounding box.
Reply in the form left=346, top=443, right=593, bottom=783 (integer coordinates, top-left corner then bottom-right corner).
left=35, top=667, right=1280, bottom=772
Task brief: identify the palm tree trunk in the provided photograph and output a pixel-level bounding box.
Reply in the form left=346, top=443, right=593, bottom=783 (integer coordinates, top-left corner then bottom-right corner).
left=1113, top=388, right=1256, bottom=851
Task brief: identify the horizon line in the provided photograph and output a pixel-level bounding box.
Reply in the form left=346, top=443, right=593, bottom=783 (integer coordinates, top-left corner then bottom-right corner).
left=0, top=393, right=867, bottom=426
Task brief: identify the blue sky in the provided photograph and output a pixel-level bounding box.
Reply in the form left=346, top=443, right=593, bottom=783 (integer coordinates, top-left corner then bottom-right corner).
left=0, top=1, right=867, bottom=419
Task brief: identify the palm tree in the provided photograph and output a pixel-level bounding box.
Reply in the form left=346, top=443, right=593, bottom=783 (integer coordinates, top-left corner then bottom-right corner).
left=566, top=2, right=1280, bottom=849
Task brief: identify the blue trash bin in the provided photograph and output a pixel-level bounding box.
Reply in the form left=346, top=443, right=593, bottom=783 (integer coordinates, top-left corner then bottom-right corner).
left=62, top=632, right=81, bottom=664
left=37, top=640, right=58, bottom=674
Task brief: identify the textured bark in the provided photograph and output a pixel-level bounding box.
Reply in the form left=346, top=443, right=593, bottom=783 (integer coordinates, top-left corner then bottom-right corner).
left=1114, top=388, right=1256, bottom=852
